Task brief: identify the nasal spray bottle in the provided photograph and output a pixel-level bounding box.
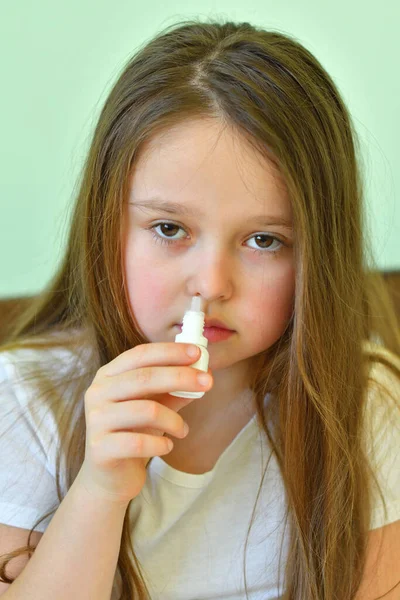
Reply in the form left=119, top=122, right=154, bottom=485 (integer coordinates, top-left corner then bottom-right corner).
left=169, top=295, right=209, bottom=399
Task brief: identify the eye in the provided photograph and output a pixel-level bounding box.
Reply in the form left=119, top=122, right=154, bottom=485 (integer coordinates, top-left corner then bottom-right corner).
left=147, top=222, right=286, bottom=257
left=245, top=233, right=284, bottom=256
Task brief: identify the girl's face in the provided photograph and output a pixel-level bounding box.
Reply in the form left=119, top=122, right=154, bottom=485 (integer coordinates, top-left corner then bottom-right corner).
left=122, top=118, right=295, bottom=380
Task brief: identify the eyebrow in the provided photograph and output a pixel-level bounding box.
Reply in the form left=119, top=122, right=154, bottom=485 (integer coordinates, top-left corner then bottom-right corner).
left=129, top=198, right=293, bottom=230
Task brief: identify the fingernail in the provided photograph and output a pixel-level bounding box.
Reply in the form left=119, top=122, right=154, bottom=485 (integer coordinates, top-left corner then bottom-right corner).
left=187, top=345, right=199, bottom=358
left=197, top=372, right=212, bottom=387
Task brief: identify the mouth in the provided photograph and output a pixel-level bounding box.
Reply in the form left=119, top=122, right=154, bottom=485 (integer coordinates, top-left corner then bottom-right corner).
left=175, top=323, right=235, bottom=343
left=176, top=320, right=234, bottom=331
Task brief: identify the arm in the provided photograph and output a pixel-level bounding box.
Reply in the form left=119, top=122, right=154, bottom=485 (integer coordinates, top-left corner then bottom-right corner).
left=3, top=468, right=129, bottom=600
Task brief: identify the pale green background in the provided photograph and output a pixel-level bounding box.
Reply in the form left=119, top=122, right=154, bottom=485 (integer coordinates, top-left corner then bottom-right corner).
left=1, top=2, right=398, bottom=297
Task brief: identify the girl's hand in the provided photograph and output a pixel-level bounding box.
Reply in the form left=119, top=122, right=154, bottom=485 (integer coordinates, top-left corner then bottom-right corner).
left=76, top=342, right=213, bottom=507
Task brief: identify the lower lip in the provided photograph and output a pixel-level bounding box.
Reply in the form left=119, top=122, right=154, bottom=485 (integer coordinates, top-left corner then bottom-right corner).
left=177, top=325, right=235, bottom=343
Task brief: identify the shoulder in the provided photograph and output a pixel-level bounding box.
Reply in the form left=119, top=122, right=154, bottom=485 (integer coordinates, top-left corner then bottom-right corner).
left=363, top=341, right=400, bottom=409
left=0, top=345, right=69, bottom=456
left=363, top=342, right=400, bottom=427
left=361, top=342, right=400, bottom=530
left=0, top=335, right=93, bottom=458
left=0, top=331, right=94, bottom=393
left=362, top=339, right=400, bottom=372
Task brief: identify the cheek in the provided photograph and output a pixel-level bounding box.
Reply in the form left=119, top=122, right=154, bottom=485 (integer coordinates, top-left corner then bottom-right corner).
left=125, top=241, right=175, bottom=321
left=245, top=264, right=295, bottom=342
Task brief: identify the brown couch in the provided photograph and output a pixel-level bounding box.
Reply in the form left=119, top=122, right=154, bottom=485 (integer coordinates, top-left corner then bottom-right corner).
left=0, top=271, right=399, bottom=344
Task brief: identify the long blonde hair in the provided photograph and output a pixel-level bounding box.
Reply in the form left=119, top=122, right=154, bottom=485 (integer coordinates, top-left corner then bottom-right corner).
left=1, top=18, right=400, bottom=599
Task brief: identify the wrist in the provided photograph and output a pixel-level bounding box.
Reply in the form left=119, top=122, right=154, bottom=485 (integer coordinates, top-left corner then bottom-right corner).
left=73, top=468, right=132, bottom=512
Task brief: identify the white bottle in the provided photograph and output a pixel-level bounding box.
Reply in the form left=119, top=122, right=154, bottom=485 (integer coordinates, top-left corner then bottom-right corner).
left=169, top=295, right=209, bottom=399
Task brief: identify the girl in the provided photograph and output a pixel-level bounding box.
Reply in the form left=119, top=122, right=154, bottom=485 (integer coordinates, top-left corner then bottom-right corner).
left=0, top=18, right=399, bottom=600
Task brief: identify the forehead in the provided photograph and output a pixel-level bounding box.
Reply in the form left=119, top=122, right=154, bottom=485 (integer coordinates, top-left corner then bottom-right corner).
left=129, top=118, right=292, bottom=220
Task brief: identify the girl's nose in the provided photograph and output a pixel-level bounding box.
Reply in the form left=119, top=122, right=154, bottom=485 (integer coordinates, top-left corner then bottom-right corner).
left=187, top=250, right=234, bottom=302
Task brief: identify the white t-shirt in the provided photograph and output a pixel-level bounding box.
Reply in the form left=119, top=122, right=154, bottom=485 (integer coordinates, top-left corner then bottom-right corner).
left=0, top=342, right=399, bottom=600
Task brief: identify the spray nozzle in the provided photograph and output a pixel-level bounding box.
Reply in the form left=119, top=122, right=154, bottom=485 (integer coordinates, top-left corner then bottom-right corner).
left=190, top=295, right=204, bottom=313
left=175, top=295, right=208, bottom=348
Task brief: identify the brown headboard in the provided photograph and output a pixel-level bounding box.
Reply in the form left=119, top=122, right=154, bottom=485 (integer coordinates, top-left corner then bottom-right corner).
left=0, top=271, right=399, bottom=344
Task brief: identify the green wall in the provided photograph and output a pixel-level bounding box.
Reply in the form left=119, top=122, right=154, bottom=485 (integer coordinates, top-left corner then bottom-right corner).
left=1, top=2, right=398, bottom=296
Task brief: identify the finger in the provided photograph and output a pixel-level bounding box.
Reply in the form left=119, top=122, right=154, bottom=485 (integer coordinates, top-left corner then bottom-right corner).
left=88, top=364, right=212, bottom=406
left=88, top=399, right=189, bottom=441
left=98, top=342, right=201, bottom=377
left=90, top=431, right=173, bottom=462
